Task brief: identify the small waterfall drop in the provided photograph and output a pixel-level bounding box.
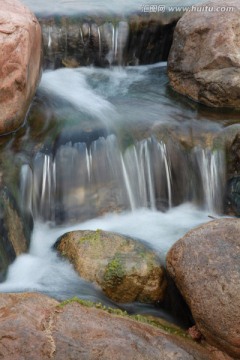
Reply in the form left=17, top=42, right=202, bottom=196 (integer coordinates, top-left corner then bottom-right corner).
left=39, top=14, right=177, bottom=68
left=20, top=135, right=225, bottom=223
left=193, top=147, right=225, bottom=213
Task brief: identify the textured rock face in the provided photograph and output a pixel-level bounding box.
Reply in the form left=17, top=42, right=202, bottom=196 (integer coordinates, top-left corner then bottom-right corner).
left=168, top=0, right=240, bottom=108
left=0, top=0, right=41, bottom=135
left=0, top=293, right=230, bottom=360
left=167, top=218, right=240, bottom=357
left=56, top=230, right=166, bottom=303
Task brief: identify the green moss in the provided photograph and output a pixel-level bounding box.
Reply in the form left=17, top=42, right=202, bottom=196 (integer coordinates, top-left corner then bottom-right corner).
left=58, top=297, right=128, bottom=316
left=131, top=314, right=189, bottom=338
left=78, top=229, right=102, bottom=244
left=138, top=250, right=146, bottom=259
left=58, top=297, right=189, bottom=339
left=104, top=254, right=125, bottom=287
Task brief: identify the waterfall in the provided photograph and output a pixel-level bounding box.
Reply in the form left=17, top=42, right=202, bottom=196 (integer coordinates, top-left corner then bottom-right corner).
left=20, top=135, right=225, bottom=223
left=193, top=147, right=225, bottom=213
left=39, top=15, right=177, bottom=68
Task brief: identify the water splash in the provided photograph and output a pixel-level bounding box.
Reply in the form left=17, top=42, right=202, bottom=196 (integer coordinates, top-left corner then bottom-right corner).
left=0, top=204, right=211, bottom=300
left=39, top=68, right=117, bottom=127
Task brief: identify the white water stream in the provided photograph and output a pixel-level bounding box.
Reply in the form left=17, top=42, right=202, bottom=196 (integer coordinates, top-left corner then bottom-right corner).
left=0, top=204, right=211, bottom=301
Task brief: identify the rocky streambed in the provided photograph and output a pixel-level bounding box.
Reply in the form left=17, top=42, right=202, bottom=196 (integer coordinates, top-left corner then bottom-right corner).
left=0, top=0, right=240, bottom=359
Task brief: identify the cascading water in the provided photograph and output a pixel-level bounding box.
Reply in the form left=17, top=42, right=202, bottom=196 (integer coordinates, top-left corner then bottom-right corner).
left=20, top=135, right=225, bottom=222
left=0, top=60, right=227, bottom=308
left=21, top=136, right=174, bottom=221
left=193, top=147, right=225, bottom=213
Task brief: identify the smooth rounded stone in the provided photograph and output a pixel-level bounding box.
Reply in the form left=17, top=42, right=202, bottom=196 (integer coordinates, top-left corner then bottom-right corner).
left=56, top=229, right=166, bottom=303
left=0, top=0, right=41, bottom=135
left=168, top=0, right=240, bottom=108
left=167, top=218, right=240, bottom=357
left=0, top=292, right=231, bottom=360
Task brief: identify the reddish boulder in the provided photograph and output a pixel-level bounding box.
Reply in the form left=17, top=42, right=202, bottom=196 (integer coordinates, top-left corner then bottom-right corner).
left=0, top=293, right=231, bottom=360
left=167, top=218, right=240, bottom=357
left=0, top=0, right=41, bottom=135
left=168, top=0, right=240, bottom=108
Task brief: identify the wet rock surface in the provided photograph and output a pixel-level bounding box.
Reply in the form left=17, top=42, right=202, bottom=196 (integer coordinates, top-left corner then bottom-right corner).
left=0, top=0, right=42, bottom=134
left=167, top=218, right=240, bottom=357
left=215, top=125, right=240, bottom=215
left=0, top=187, right=32, bottom=281
left=56, top=229, right=166, bottom=303
left=168, top=0, right=240, bottom=108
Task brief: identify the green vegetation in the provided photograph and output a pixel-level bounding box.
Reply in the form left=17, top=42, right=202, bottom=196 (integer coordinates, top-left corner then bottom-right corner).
left=104, top=254, right=125, bottom=286
left=78, top=229, right=102, bottom=244
left=58, top=297, right=190, bottom=338
left=58, top=297, right=128, bottom=315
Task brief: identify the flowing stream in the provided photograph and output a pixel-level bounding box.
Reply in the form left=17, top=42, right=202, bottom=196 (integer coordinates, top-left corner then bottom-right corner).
left=0, top=62, right=227, bottom=313
left=22, top=0, right=202, bottom=15
left=0, top=0, right=234, bottom=318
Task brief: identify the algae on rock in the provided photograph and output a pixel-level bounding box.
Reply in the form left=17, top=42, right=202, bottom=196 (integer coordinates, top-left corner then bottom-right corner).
left=56, top=229, right=167, bottom=303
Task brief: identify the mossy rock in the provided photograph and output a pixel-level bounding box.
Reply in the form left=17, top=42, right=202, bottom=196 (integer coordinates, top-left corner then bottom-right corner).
left=58, top=296, right=189, bottom=339
left=55, top=229, right=166, bottom=303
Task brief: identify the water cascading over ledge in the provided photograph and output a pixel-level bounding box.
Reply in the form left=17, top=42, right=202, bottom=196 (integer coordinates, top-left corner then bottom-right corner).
left=20, top=135, right=225, bottom=224
left=38, top=13, right=179, bottom=68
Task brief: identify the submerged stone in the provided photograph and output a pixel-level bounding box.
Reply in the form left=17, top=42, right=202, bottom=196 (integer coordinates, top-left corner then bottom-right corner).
left=55, top=229, right=167, bottom=303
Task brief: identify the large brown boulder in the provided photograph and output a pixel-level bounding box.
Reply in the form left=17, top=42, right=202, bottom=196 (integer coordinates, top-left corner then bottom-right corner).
left=0, top=293, right=231, bottom=360
left=56, top=229, right=166, bottom=303
left=167, top=218, right=240, bottom=357
left=0, top=0, right=41, bottom=135
left=168, top=0, right=240, bottom=108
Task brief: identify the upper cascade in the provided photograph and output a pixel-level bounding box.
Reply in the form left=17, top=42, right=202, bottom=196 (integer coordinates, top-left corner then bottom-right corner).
left=38, top=15, right=178, bottom=68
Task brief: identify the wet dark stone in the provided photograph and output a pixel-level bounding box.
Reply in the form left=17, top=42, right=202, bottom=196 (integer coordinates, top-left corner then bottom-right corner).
left=0, top=187, right=33, bottom=281
left=225, top=177, right=240, bottom=216
left=160, top=272, right=194, bottom=329
left=125, top=19, right=178, bottom=65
